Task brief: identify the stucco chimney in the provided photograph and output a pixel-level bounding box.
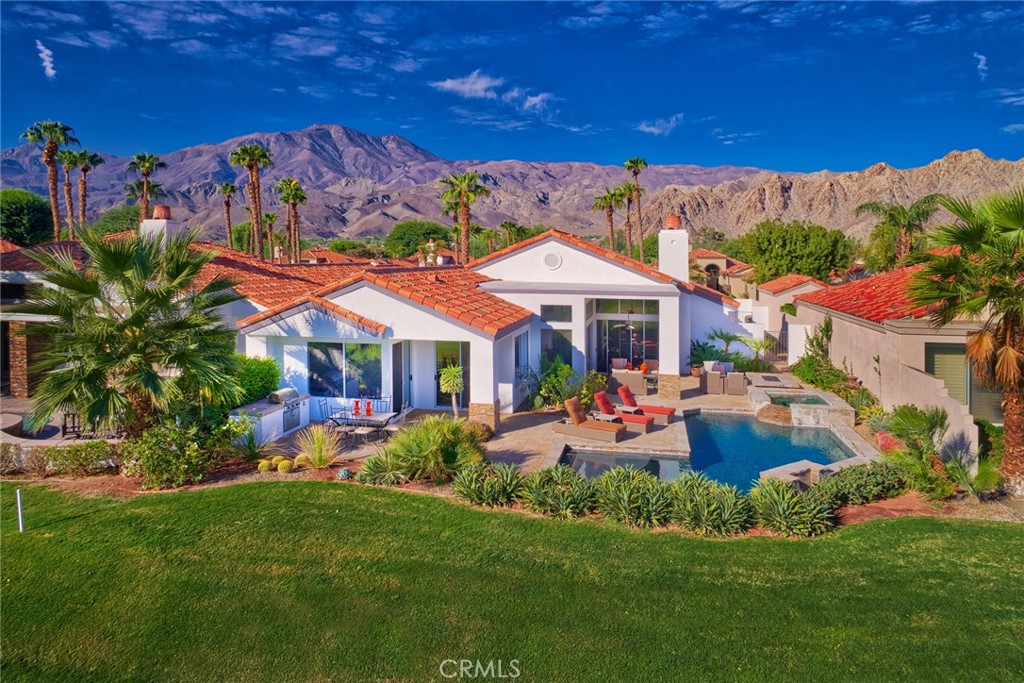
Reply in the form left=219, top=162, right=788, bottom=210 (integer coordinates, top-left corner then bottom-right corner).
left=657, top=214, right=689, bottom=282
left=140, top=205, right=188, bottom=243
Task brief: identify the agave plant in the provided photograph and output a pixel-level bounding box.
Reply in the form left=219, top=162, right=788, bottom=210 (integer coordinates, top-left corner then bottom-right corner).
left=672, top=473, right=752, bottom=536
left=749, top=478, right=834, bottom=537
left=235, top=426, right=279, bottom=462
left=295, top=424, right=343, bottom=469
left=595, top=467, right=674, bottom=528
left=517, top=465, right=596, bottom=519
left=355, top=449, right=408, bottom=486
left=453, top=462, right=524, bottom=507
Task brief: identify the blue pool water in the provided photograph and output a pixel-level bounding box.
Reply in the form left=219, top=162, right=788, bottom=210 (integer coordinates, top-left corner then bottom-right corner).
left=559, top=413, right=851, bottom=490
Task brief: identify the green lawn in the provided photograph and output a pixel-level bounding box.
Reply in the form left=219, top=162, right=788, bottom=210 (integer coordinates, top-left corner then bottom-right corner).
left=2, top=482, right=1023, bottom=682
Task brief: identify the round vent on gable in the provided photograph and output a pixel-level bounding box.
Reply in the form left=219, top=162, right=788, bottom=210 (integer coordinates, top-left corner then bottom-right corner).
left=543, top=252, right=563, bottom=270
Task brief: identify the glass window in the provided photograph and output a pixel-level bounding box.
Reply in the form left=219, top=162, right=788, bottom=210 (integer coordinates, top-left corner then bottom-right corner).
left=541, top=304, right=572, bottom=323
left=345, top=343, right=382, bottom=398
left=308, top=342, right=382, bottom=398
left=596, top=299, right=619, bottom=314
left=925, top=342, right=1003, bottom=424
left=644, top=300, right=659, bottom=315
left=309, top=343, right=346, bottom=397
left=541, top=329, right=573, bottom=366
left=619, top=300, right=643, bottom=316
left=514, top=332, right=528, bottom=378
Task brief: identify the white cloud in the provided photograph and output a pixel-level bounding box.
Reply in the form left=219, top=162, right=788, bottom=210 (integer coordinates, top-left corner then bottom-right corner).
left=1002, top=123, right=1024, bottom=134
left=334, top=54, right=376, bottom=70
left=991, top=88, right=1024, bottom=106
left=973, top=52, right=988, bottom=82
left=275, top=32, right=338, bottom=59
left=51, top=30, right=123, bottom=50
left=391, top=57, right=425, bottom=73
left=35, top=40, right=57, bottom=79
left=713, top=128, right=760, bottom=145
left=14, top=4, right=84, bottom=24
left=637, top=112, right=685, bottom=136
left=298, top=85, right=333, bottom=100
left=521, top=93, right=553, bottom=113
left=429, top=69, right=504, bottom=99
left=173, top=39, right=213, bottom=56
left=449, top=106, right=528, bottom=131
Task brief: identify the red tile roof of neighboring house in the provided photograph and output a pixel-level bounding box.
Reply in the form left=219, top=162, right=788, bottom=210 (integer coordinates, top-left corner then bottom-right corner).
left=0, top=240, right=85, bottom=272
left=0, top=239, right=20, bottom=254
left=758, top=274, right=827, bottom=294
left=794, top=264, right=931, bottom=324
left=468, top=229, right=738, bottom=307
left=690, top=247, right=751, bottom=277
left=236, top=295, right=388, bottom=335
left=690, top=247, right=727, bottom=260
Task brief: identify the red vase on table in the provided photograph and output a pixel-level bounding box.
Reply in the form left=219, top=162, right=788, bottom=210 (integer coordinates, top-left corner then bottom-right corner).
left=352, top=400, right=361, bottom=416
left=365, top=400, right=373, bottom=416
left=639, top=362, right=649, bottom=375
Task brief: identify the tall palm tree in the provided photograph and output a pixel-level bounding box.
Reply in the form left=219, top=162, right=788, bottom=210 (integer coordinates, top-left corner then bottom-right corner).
left=625, top=158, right=648, bottom=260
left=219, top=182, right=238, bottom=250
left=273, top=177, right=306, bottom=263
left=618, top=181, right=635, bottom=258
left=499, top=219, right=525, bottom=248
left=13, top=228, right=243, bottom=437
left=909, top=189, right=1024, bottom=494
left=439, top=172, right=491, bottom=264
left=229, top=144, right=273, bottom=260
left=57, top=149, right=80, bottom=237
left=76, top=151, right=104, bottom=227
left=263, top=212, right=278, bottom=261
left=20, top=121, right=79, bottom=240
left=124, top=180, right=165, bottom=204
left=126, top=154, right=167, bottom=224
left=593, top=187, right=624, bottom=251
left=856, top=194, right=941, bottom=268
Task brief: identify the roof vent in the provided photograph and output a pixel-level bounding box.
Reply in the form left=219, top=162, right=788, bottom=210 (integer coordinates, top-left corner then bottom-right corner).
left=543, top=252, right=562, bottom=270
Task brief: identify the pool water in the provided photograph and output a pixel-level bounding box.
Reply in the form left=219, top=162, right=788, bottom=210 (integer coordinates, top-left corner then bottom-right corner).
left=559, top=413, right=851, bottom=490
left=770, top=395, right=827, bottom=407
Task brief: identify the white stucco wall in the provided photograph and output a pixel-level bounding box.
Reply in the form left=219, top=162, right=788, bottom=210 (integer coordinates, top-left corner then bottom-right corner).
left=689, top=296, right=750, bottom=356
left=473, top=238, right=660, bottom=287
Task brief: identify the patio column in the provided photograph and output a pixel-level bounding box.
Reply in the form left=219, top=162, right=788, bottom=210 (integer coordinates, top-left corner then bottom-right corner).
left=7, top=321, right=42, bottom=399
left=468, top=338, right=499, bottom=431
left=657, top=296, right=683, bottom=401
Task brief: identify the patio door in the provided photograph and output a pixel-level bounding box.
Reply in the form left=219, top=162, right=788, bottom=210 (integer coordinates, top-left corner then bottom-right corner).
left=392, top=342, right=408, bottom=411
left=435, top=341, right=470, bottom=409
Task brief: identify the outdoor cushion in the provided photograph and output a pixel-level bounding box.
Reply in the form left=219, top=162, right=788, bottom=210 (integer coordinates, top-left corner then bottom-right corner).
left=580, top=419, right=624, bottom=433
left=617, top=386, right=677, bottom=417
left=595, top=390, right=655, bottom=428
left=564, top=397, right=587, bottom=426
left=594, top=391, right=617, bottom=415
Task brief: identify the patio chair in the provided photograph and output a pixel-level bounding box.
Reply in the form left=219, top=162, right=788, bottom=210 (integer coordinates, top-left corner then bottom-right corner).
left=703, top=371, right=725, bottom=395
left=317, top=398, right=331, bottom=421
left=551, top=397, right=626, bottom=443
left=593, top=391, right=654, bottom=434
left=62, top=411, right=83, bottom=438
left=382, top=404, right=412, bottom=440
left=616, top=386, right=677, bottom=425
left=725, top=372, right=749, bottom=396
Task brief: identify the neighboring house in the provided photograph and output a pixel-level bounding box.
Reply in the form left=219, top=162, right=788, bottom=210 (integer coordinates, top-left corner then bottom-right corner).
left=756, top=274, right=827, bottom=335
left=794, top=263, right=1004, bottom=454
left=689, top=248, right=753, bottom=297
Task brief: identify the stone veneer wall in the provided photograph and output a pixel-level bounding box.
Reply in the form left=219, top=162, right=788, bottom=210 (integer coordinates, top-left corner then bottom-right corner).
left=468, top=400, right=500, bottom=431
left=7, top=321, right=44, bottom=399
left=658, top=374, right=681, bottom=400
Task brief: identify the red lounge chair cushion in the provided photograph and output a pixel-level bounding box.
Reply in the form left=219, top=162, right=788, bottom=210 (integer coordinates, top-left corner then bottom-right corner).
left=564, top=397, right=587, bottom=426
left=582, top=419, right=625, bottom=433
left=620, top=413, right=655, bottom=426
left=637, top=404, right=676, bottom=417
left=594, top=391, right=616, bottom=415
left=617, top=386, right=676, bottom=416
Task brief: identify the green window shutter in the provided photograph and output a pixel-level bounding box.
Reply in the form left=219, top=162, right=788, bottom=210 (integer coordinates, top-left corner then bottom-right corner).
left=925, top=344, right=968, bottom=405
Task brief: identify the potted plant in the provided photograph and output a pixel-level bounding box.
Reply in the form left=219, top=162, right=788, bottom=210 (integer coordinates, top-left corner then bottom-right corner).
left=690, top=340, right=720, bottom=375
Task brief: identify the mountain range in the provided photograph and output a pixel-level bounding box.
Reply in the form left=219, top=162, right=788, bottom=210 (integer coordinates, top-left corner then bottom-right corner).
left=2, top=124, right=1021, bottom=241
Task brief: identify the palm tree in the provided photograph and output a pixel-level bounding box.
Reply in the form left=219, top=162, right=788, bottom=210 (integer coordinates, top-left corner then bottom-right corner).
left=625, top=158, right=649, bottom=260
left=909, top=189, right=1024, bottom=494
left=618, top=181, right=635, bottom=257
left=123, top=180, right=165, bottom=204
left=856, top=194, right=941, bottom=268
left=20, top=121, right=79, bottom=240
left=263, top=212, right=278, bottom=261
left=13, top=228, right=243, bottom=437
left=229, top=144, right=273, bottom=260
left=76, top=151, right=104, bottom=227
left=126, top=154, right=167, bottom=224
left=740, top=336, right=776, bottom=369
left=57, top=149, right=80, bottom=237
left=592, top=187, right=624, bottom=251
left=273, top=177, right=307, bottom=263
left=499, top=220, right=526, bottom=247
left=219, top=183, right=238, bottom=249
left=439, top=172, right=491, bottom=264
left=708, top=328, right=744, bottom=355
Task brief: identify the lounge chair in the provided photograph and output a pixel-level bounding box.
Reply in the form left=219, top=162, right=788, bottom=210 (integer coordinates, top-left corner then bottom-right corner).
left=551, top=397, right=626, bottom=443
left=616, top=386, right=677, bottom=425
left=593, top=391, right=655, bottom=434
left=703, top=371, right=725, bottom=395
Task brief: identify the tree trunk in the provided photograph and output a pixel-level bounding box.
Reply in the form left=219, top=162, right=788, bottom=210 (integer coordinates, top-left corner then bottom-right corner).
left=605, top=205, right=614, bottom=250
left=634, top=180, right=645, bottom=263
left=246, top=170, right=259, bottom=257
left=1002, top=387, right=1024, bottom=495
left=44, top=143, right=60, bottom=240
left=224, top=198, right=233, bottom=250
left=624, top=197, right=634, bottom=258
left=292, top=202, right=301, bottom=264
left=253, top=173, right=264, bottom=261
left=78, top=170, right=88, bottom=227
left=460, top=200, right=471, bottom=265
left=63, top=168, right=75, bottom=238
left=123, top=389, right=155, bottom=440
left=139, top=173, right=150, bottom=225
left=895, top=228, right=911, bottom=263
left=451, top=391, right=459, bottom=417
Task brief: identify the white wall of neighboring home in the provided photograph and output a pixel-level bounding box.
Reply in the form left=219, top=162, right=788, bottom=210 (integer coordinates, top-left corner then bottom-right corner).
left=759, top=281, right=826, bottom=333
left=689, top=295, right=751, bottom=356
left=473, top=238, right=659, bottom=287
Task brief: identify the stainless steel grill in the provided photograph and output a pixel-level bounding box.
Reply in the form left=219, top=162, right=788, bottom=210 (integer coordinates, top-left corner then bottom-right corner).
left=269, top=387, right=300, bottom=404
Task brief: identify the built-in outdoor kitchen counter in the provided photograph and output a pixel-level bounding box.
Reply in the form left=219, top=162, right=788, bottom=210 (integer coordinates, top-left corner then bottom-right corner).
left=229, top=388, right=311, bottom=442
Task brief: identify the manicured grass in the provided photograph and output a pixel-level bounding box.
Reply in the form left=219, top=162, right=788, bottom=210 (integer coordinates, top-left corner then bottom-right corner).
left=2, top=482, right=1023, bottom=682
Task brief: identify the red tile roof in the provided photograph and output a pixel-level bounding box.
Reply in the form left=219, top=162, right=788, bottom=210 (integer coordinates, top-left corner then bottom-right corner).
left=0, top=241, right=85, bottom=272
left=467, top=229, right=738, bottom=307
left=236, top=295, right=388, bottom=335
left=758, top=274, right=827, bottom=295
left=690, top=247, right=728, bottom=259
left=794, top=264, right=930, bottom=324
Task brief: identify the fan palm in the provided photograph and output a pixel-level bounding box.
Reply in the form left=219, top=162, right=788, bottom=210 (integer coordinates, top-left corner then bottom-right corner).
left=126, top=153, right=168, bottom=224
left=273, top=177, right=307, bottom=263
left=499, top=220, right=525, bottom=247
left=263, top=212, right=278, bottom=261
left=219, top=182, right=238, bottom=249
left=625, top=158, right=648, bottom=260
left=439, top=172, right=491, bottom=264
left=856, top=194, right=940, bottom=268
left=593, top=187, right=625, bottom=251
left=12, top=228, right=243, bottom=437
left=617, top=181, right=635, bottom=257
left=229, top=144, right=273, bottom=260
left=909, top=188, right=1024, bottom=494
left=740, top=336, right=776, bottom=367
left=707, top=328, right=744, bottom=355
left=20, top=121, right=79, bottom=240
left=76, top=151, right=104, bottom=227
left=57, top=149, right=81, bottom=236
left=124, top=179, right=165, bottom=203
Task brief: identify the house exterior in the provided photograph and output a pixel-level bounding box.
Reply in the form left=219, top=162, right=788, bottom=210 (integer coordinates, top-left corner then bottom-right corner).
left=793, top=263, right=1004, bottom=454
left=756, top=274, right=827, bottom=335
left=690, top=248, right=753, bottom=297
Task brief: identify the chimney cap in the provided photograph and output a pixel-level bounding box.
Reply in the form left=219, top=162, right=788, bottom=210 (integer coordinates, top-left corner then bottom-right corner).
left=664, top=214, right=682, bottom=230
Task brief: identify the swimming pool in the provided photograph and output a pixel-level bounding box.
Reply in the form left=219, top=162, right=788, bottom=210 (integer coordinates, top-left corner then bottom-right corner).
left=559, top=413, right=853, bottom=490
left=769, top=395, right=828, bottom=407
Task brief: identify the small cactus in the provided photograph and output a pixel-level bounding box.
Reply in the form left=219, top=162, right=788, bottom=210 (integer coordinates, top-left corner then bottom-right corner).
left=294, top=455, right=311, bottom=468
left=257, top=460, right=273, bottom=474
left=271, top=455, right=286, bottom=466
left=277, top=460, right=294, bottom=474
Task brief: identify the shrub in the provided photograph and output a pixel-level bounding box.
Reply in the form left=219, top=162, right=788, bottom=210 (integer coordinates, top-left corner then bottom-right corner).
left=380, top=415, right=484, bottom=483
left=235, top=355, right=282, bottom=407
left=671, top=472, right=752, bottom=537
left=0, top=442, right=22, bottom=475
left=277, top=459, right=294, bottom=473
left=295, top=425, right=342, bottom=469
left=887, top=405, right=948, bottom=461
left=810, top=463, right=906, bottom=509
left=750, top=478, right=834, bottom=537
left=293, top=454, right=311, bottom=468
left=355, top=450, right=408, bottom=486
left=517, top=465, right=596, bottom=519
left=464, top=421, right=495, bottom=444
left=791, top=355, right=847, bottom=391
left=22, top=448, right=50, bottom=477
left=976, top=420, right=1004, bottom=468
left=235, top=425, right=279, bottom=462
left=452, top=463, right=524, bottom=507
left=595, top=467, right=674, bottom=528
left=944, top=456, right=1003, bottom=499
left=257, top=459, right=273, bottom=473
left=842, top=388, right=876, bottom=414
left=536, top=356, right=608, bottom=410
left=44, top=441, right=115, bottom=476
left=858, top=404, right=889, bottom=429
left=120, top=424, right=213, bottom=490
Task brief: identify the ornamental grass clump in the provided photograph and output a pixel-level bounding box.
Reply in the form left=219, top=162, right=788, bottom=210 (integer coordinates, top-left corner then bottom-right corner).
left=671, top=472, right=752, bottom=537
left=595, top=467, right=674, bottom=528
left=375, top=415, right=484, bottom=483
left=294, top=424, right=342, bottom=469
left=452, top=463, right=524, bottom=507
left=750, top=478, right=834, bottom=537
left=517, top=465, right=596, bottom=519
left=355, top=449, right=408, bottom=486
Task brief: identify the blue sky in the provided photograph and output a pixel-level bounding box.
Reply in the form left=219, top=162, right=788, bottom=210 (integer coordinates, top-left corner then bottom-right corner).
left=2, top=1, right=1022, bottom=171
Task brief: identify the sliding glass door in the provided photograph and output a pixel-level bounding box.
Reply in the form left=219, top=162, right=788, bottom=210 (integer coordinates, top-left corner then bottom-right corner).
left=435, top=341, right=470, bottom=409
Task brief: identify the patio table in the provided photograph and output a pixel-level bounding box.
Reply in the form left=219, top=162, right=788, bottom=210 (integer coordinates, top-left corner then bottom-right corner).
left=330, top=411, right=397, bottom=428
left=589, top=412, right=622, bottom=423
